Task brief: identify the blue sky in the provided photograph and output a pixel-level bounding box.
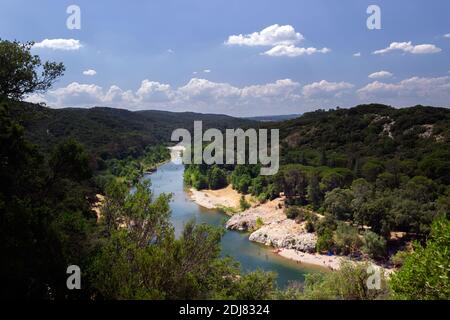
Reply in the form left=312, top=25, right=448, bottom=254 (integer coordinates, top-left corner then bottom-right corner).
left=1, top=0, right=449, bottom=116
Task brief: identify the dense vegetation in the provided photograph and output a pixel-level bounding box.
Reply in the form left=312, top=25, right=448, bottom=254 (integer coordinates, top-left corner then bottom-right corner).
left=8, top=102, right=256, bottom=163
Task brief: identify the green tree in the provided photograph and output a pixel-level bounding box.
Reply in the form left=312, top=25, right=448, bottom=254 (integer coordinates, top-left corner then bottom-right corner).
left=239, top=195, right=251, bottom=211
left=0, top=39, right=64, bottom=100
left=316, top=228, right=334, bottom=253
left=333, top=222, right=362, bottom=255
left=362, top=230, right=387, bottom=260
left=390, top=217, right=450, bottom=300
left=361, top=160, right=384, bottom=182
left=208, top=166, right=227, bottom=190
left=307, top=173, right=322, bottom=209
left=49, top=138, right=92, bottom=181
left=285, top=206, right=301, bottom=220
left=323, top=188, right=354, bottom=221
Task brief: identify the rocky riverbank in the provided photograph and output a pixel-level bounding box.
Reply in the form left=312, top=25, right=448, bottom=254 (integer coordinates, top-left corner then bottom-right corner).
left=226, top=198, right=317, bottom=253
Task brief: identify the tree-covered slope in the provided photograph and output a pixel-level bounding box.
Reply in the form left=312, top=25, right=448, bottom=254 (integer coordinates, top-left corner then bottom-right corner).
left=8, top=101, right=257, bottom=160
left=273, top=104, right=450, bottom=185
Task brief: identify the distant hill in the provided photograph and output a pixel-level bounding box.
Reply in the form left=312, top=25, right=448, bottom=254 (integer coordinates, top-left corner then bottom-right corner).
left=7, top=101, right=257, bottom=160
left=245, top=114, right=301, bottom=122
left=266, top=104, right=450, bottom=185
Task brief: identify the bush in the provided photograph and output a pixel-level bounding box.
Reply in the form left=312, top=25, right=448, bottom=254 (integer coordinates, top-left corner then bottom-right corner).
left=316, top=228, right=334, bottom=253
left=239, top=195, right=251, bottom=211
left=285, top=206, right=300, bottom=220
left=208, top=166, right=228, bottom=190
left=302, top=262, right=390, bottom=300
left=333, top=222, right=362, bottom=255
left=323, top=188, right=354, bottom=221
left=390, top=217, right=450, bottom=300
left=255, top=217, right=264, bottom=229
left=362, top=230, right=387, bottom=260
left=391, top=250, right=409, bottom=268
left=305, top=220, right=315, bottom=233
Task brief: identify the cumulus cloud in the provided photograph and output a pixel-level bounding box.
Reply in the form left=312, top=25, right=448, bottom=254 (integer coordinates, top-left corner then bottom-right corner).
left=368, top=70, right=393, bottom=79
left=25, top=93, right=48, bottom=105
left=444, top=33, right=450, bottom=38
left=33, top=39, right=82, bottom=50
left=83, top=69, right=97, bottom=76
left=136, top=80, right=174, bottom=102
left=225, top=24, right=303, bottom=47
left=35, top=77, right=361, bottom=115
left=357, top=76, right=450, bottom=106
left=50, top=82, right=105, bottom=106
left=203, top=69, right=211, bottom=73
left=263, top=45, right=330, bottom=57
left=302, top=80, right=354, bottom=98
left=353, top=52, right=361, bottom=57
left=373, top=41, right=441, bottom=55
left=225, top=24, right=331, bottom=58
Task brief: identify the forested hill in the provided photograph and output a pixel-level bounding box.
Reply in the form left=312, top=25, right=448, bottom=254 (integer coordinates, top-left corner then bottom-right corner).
left=271, top=104, right=450, bottom=185
left=7, top=101, right=256, bottom=159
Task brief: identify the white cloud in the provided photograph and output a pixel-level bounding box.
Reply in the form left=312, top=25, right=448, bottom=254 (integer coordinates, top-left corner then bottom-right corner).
left=33, top=39, right=82, bottom=51
left=83, top=69, right=97, bottom=76
left=50, top=82, right=105, bottom=106
left=25, top=93, right=48, bottom=105
left=263, top=45, right=331, bottom=57
left=353, top=52, right=361, bottom=57
left=203, top=69, right=211, bottom=73
left=302, top=80, right=354, bottom=98
left=444, top=33, right=450, bottom=38
left=358, top=76, right=450, bottom=106
left=373, top=41, right=441, bottom=55
left=167, top=49, right=175, bottom=54
left=37, top=77, right=361, bottom=115
left=33, top=73, right=450, bottom=115
left=368, top=70, right=393, bottom=79
left=136, top=80, right=173, bottom=102
left=225, top=24, right=304, bottom=47
left=178, top=78, right=241, bottom=102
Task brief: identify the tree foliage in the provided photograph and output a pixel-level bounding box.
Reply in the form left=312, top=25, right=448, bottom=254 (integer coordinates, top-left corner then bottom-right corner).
left=0, top=40, right=64, bottom=100
left=390, top=217, right=450, bottom=300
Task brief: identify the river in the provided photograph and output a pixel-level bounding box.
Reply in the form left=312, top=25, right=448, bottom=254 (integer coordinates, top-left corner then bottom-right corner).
left=143, top=155, right=322, bottom=288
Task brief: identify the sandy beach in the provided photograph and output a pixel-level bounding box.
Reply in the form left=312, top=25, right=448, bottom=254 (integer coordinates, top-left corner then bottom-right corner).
left=278, top=249, right=343, bottom=270
left=189, top=185, right=251, bottom=212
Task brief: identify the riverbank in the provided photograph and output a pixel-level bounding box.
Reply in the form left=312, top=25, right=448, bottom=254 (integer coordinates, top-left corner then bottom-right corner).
left=189, top=188, right=339, bottom=269
left=278, top=249, right=342, bottom=270
left=189, top=185, right=253, bottom=214
left=190, top=187, right=394, bottom=272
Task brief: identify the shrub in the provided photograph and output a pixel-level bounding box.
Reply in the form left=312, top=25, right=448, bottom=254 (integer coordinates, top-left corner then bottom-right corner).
left=391, top=250, right=409, bottom=268
left=333, top=222, right=362, bottom=255
left=316, top=228, right=334, bottom=253
left=305, top=220, right=315, bottom=233
left=302, top=262, right=390, bottom=300
left=323, top=188, right=354, bottom=221
left=285, top=206, right=300, bottom=220
left=362, top=230, right=387, bottom=260
left=255, top=217, right=264, bottom=229
left=239, top=195, right=251, bottom=211
left=390, top=217, right=450, bottom=300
